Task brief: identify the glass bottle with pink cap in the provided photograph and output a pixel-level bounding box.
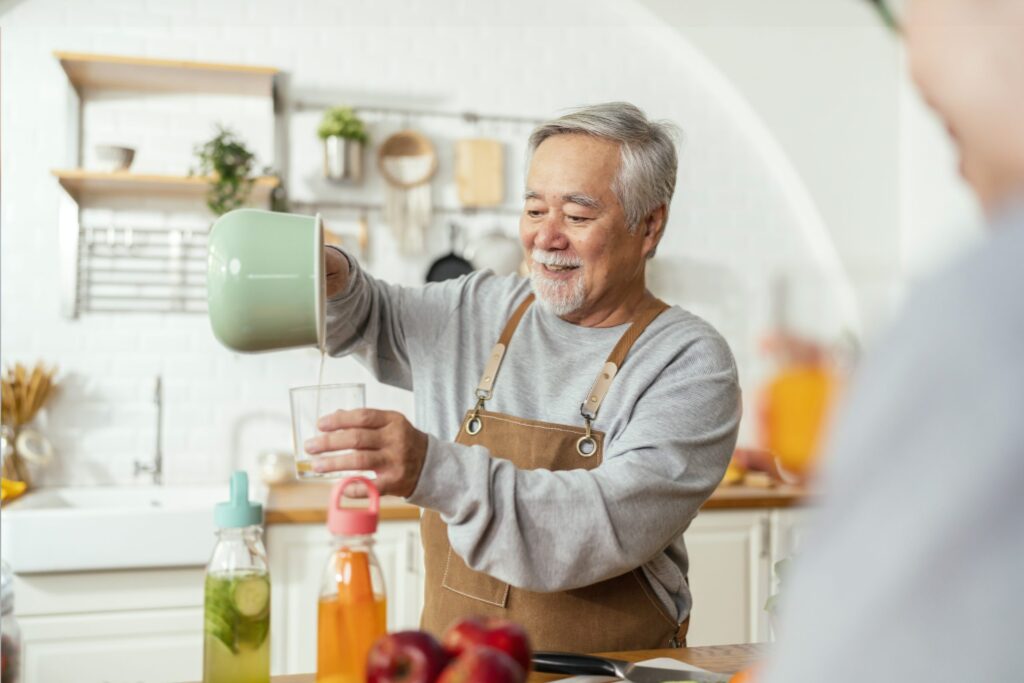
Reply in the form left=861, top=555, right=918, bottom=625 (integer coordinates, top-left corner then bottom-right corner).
left=316, top=476, right=388, bottom=683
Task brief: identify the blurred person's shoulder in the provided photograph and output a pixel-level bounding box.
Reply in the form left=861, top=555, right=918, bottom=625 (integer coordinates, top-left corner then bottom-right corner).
left=906, top=199, right=1024, bottom=347
left=816, top=200, right=1024, bottom=500
left=838, top=198, right=1024, bottom=425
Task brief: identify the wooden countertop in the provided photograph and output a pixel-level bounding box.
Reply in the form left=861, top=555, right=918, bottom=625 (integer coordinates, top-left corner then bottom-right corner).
left=540, top=644, right=766, bottom=679
left=265, top=479, right=810, bottom=525
left=265, top=482, right=421, bottom=524
left=183, top=643, right=766, bottom=682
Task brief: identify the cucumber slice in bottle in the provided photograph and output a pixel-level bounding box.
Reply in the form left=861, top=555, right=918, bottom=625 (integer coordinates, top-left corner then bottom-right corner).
left=236, top=614, right=270, bottom=648
left=204, top=609, right=236, bottom=653
left=232, top=574, right=270, bottom=618
left=205, top=575, right=238, bottom=652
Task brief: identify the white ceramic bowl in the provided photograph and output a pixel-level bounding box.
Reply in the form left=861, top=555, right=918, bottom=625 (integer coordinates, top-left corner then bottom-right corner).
left=95, top=144, right=136, bottom=172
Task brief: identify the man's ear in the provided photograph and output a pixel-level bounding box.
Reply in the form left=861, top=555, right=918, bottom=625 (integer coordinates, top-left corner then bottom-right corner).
left=641, top=205, right=667, bottom=257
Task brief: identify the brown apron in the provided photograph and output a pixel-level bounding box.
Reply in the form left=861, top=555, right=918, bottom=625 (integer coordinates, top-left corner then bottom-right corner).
left=420, top=294, right=690, bottom=652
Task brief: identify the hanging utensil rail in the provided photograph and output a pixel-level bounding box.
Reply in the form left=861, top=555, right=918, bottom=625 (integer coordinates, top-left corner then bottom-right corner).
left=289, top=199, right=522, bottom=217
left=291, top=101, right=544, bottom=126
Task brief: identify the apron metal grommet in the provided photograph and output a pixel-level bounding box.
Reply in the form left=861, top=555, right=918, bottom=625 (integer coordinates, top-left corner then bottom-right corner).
left=466, top=396, right=486, bottom=435
left=576, top=435, right=597, bottom=457
left=576, top=414, right=597, bottom=457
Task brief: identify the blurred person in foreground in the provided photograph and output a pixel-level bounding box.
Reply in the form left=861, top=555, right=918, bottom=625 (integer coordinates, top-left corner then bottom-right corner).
left=764, top=1, right=1024, bottom=681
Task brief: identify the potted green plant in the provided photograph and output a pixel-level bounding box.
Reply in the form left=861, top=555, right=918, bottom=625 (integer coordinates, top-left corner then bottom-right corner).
left=317, top=106, right=368, bottom=183
left=192, top=125, right=257, bottom=216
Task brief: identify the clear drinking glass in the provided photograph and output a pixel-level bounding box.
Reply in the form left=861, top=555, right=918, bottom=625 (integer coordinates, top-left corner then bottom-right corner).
left=290, top=383, right=375, bottom=481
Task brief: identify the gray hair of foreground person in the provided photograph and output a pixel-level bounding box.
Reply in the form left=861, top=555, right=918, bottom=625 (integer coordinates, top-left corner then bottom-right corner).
left=527, top=102, right=680, bottom=245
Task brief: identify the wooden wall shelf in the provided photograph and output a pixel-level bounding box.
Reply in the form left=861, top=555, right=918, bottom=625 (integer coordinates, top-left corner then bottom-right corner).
left=55, top=51, right=278, bottom=96
left=52, top=169, right=279, bottom=202
left=53, top=51, right=282, bottom=317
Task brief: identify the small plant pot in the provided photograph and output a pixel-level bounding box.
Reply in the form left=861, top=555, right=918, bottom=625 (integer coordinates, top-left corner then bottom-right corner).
left=323, top=136, right=364, bottom=183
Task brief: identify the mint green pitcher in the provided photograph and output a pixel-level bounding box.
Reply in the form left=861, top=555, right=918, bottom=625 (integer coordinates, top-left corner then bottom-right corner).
left=207, top=209, right=324, bottom=352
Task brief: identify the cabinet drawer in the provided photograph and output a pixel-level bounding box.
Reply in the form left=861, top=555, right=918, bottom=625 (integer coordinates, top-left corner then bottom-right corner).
left=14, top=568, right=205, bottom=616
left=18, top=608, right=203, bottom=683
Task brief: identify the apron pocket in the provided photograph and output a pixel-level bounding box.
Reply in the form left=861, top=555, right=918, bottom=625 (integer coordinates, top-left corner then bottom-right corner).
left=441, top=547, right=510, bottom=607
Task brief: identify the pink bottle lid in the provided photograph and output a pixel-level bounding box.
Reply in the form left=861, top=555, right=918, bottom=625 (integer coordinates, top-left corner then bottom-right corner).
left=327, top=476, right=380, bottom=536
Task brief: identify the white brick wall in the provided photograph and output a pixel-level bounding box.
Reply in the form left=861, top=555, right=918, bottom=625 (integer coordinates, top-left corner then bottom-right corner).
left=1, top=0, right=857, bottom=487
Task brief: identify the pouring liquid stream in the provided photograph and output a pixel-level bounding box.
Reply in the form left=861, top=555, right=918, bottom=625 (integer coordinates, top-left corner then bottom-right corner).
left=299, top=347, right=375, bottom=481
left=315, top=347, right=326, bottom=431
left=296, top=349, right=327, bottom=478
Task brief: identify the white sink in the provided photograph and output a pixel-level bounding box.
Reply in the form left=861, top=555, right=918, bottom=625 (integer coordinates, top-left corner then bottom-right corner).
left=0, top=485, right=242, bottom=574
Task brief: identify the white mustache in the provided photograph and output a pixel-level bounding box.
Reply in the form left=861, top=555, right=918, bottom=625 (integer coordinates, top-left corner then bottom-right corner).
left=531, top=249, right=582, bottom=268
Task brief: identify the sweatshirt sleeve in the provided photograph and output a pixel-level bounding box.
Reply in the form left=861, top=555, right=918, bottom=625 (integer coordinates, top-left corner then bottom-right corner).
left=406, top=332, right=742, bottom=592
left=324, top=248, right=466, bottom=390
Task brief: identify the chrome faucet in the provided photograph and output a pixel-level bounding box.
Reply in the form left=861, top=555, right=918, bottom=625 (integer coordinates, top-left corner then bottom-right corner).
left=133, top=375, right=163, bottom=485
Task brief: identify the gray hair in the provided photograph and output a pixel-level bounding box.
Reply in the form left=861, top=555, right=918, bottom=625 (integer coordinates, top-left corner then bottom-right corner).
left=527, top=102, right=680, bottom=240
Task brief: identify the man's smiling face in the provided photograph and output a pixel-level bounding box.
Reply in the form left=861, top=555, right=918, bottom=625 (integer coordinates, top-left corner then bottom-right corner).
left=520, top=133, right=658, bottom=327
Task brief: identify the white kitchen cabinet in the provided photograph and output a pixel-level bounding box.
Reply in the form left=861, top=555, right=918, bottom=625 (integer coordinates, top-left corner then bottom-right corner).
left=770, top=508, right=810, bottom=572
left=9, top=520, right=424, bottom=681
left=264, top=509, right=811, bottom=667
left=18, top=609, right=202, bottom=683
left=684, top=510, right=772, bottom=646
left=266, top=519, right=424, bottom=675
left=8, top=508, right=807, bottom=681
left=765, top=507, right=811, bottom=639
left=684, top=507, right=812, bottom=647
left=13, top=568, right=206, bottom=683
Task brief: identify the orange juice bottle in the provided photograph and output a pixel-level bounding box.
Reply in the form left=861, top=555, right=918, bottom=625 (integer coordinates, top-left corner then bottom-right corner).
left=761, top=357, right=838, bottom=479
left=757, top=275, right=847, bottom=481
left=316, top=477, right=387, bottom=683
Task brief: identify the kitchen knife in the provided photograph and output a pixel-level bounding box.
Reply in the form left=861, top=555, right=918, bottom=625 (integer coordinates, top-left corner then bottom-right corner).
left=532, top=652, right=729, bottom=683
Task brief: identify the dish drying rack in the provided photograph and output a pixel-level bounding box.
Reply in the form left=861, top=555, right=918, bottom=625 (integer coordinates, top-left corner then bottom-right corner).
left=71, top=221, right=209, bottom=314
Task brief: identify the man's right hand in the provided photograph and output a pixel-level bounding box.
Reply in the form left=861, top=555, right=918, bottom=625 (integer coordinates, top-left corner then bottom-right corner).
left=325, top=246, right=349, bottom=298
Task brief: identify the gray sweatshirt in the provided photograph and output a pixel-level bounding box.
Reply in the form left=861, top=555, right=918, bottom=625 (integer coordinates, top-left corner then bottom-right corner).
left=326, top=256, right=742, bottom=620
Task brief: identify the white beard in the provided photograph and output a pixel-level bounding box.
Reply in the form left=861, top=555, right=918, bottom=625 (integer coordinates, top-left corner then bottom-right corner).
left=529, top=263, right=586, bottom=317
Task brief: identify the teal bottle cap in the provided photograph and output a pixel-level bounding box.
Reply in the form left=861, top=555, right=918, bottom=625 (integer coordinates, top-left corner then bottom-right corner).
left=214, top=471, right=263, bottom=528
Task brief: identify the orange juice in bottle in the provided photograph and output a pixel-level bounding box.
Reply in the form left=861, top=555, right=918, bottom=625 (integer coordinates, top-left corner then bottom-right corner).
left=757, top=275, right=847, bottom=481
left=316, top=477, right=387, bottom=683
left=761, top=356, right=838, bottom=478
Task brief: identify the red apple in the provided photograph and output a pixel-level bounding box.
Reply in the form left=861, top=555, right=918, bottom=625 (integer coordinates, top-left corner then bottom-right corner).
left=437, top=645, right=525, bottom=683
left=367, top=630, right=450, bottom=683
left=441, top=617, right=532, bottom=674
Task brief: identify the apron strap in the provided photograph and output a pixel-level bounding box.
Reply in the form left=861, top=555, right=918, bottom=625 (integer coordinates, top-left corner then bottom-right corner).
left=581, top=297, right=669, bottom=420
left=473, top=292, right=668, bottom=416
left=475, top=293, right=536, bottom=399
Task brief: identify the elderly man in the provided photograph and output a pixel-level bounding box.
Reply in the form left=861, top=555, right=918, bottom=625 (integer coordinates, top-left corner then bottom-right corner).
left=308, top=102, right=741, bottom=651
left=764, top=1, right=1024, bottom=681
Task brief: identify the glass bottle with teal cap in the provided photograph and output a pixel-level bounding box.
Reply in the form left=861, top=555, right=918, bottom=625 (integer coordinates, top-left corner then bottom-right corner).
left=204, top=471, right=270, bottom=683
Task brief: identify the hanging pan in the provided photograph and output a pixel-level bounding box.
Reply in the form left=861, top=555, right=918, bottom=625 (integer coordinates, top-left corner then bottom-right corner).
left=426, top=223, right=475, bottom=282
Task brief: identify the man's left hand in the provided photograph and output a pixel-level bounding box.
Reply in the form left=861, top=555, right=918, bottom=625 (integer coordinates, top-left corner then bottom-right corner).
left=305, top=408, right=429, bottom=498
